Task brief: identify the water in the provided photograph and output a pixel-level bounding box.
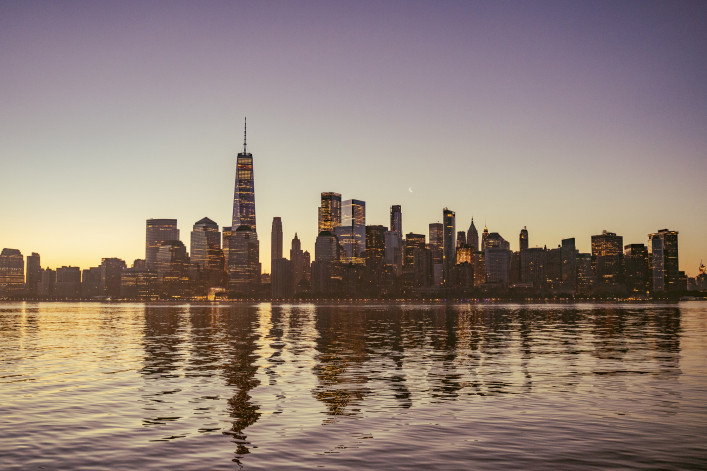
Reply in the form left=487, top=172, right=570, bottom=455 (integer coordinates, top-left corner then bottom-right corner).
left=1, top=302, right=706, bottom=470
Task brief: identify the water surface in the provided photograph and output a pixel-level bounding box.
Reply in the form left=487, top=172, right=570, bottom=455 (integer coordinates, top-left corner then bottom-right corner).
left=1, top=302, right=706, bottom=469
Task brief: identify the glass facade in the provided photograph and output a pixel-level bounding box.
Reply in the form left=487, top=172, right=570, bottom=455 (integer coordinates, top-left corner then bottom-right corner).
left=0, top=248, right=25, bottom=297
left=442, top=208, right=456, bottom=285
left=342, top=199, right=366, bottom=257
left=318, top=192, right=342, bottom=233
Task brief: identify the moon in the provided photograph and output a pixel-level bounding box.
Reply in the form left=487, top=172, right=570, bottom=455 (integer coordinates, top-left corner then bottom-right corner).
left=408, top=187, right=413, bottom=193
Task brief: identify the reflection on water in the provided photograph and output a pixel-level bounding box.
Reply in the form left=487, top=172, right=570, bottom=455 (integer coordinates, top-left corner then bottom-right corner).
left=1, top=302, right=705, bottom=470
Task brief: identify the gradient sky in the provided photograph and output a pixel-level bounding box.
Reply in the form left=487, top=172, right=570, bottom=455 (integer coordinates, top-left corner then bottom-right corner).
left=1, top=1, right=706, bottom=275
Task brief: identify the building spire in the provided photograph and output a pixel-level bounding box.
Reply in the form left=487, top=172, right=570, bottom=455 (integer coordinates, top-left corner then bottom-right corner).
left=243, top=117, right=247, bottom=153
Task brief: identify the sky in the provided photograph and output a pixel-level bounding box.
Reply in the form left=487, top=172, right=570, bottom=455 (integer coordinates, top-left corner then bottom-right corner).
left=1, top=1, right=706, bottom=275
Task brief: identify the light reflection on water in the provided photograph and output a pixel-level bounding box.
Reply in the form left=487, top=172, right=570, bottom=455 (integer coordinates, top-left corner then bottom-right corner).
left=1, top=302, right=706, bottom=470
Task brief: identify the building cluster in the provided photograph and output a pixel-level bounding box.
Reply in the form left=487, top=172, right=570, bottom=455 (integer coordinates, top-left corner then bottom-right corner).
left=2, top=123, right=706, bottom=300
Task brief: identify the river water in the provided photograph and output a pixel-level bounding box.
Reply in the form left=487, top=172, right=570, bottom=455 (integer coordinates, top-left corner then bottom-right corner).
left=1, top=302, right=706, bottom=470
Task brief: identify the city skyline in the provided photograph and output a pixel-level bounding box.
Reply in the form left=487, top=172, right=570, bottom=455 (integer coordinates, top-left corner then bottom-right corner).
left=1, top=2, right=706, bottom=275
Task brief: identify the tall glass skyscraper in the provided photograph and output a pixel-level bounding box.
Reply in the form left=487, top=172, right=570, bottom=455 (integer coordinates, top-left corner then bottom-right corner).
left=229, top=119, right=260, bottom=292
left=318, top=192, right=342, bottom=233
left=232, top=119, right=257, bottom=233
left=442, top=208, right=456, bottom=285
left=342, top=199, right=366, bottom=259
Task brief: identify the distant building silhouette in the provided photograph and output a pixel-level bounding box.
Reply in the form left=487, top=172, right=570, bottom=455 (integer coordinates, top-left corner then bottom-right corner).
left=190, top=217, right=224, bottom=288
left=145, top=219, right=179, bottom=271
left=591, top=230, right=623, bottom=289
left=26, top=252, right=41, bottom=297
left=519, top=226, right=529, bottom=251
left=649, top=229, right=679, bottom=292
left=624, top=243, right=650, bottom=293
left=467, top=218, right=479, bottom=252
left=442, top=208, right=456, bottom=286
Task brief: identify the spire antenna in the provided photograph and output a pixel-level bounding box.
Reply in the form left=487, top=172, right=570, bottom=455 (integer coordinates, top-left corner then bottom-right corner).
left=243, top=117, right=247, bottom=153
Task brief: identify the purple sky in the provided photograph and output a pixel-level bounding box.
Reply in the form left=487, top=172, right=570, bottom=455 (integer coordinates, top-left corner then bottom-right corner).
left=1, top=1, right=706, bottom=274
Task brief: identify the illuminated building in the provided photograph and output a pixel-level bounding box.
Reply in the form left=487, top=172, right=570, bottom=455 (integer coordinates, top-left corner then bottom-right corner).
left=442, top=208, right=456, bottom=285
left=473, top=251, right=485, bottom=286
left=232, top=118, right=257, bottom=232
left=0, top=248, right=24, bottom=298
left=222, top=226, right=233, bottom=269
left=120, top=269, right=158, bottom=300
left=591, top=230, right=623, bottom=287
left=456, top=245, right=472, bottom=264
left=696, top=262, right=707, bottom=292
left=456, top=231, right=466, bottom=249
left=335, top=225, right=360, bottom=264
left=545, top=246, right=562, bottom=290
left=318, top=192, right=342, bottom=233
left=404, top=233, right=426, bottom=267
left=467, top=218, right=479, bottom=252
left=429, top=223, right=443, bottom=264
left=481, top=225, right=489, bottom=250
left=190, top=217, right=223, bottom=287
left=26, top=252, right=41, bottom=297
left=228, top=226, right=260, bottom=295
left=342, top=199, right=366, bottom=259
left=624, top=243, right=650, bottom=293
left=145, top=219, right=179, bottom=271
left=315, top=231, right=340, bottom=263
left=521, top=247, right=545, bottom=288
left=648, top=229, right=679, bottom=293
left=55, top=266, right=81, bottom=299
left=519, top=227, right=529, bottom=251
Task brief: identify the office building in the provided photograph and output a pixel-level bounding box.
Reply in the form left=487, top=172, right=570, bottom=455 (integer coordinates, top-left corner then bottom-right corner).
left=232, top=118, right=257, bottom=233
left=318, top=192, right=342, bottom=233
left=390, top=205, right=402, bottom=235
left=520, top=227, right=529, bottom=251
left=55, top=266, right=81, bottom=299
left=561, top=238, right=577, bottom=292
left=0, top=248, right=24, bottom=297
left=442, top=208, right=456, bottom=285
left=100, top=257, right=127, bottom=298
left=26, top=252, right=41, bottom=297
left=649, top=229, right=679, bottom=292
left=271, top=217, right=283, bottom=272
left=342, top=199, right=366, bottom=258
left=366, top=225, right=387, bottom=270
left=624, top=244, right=650, bottom=294
left=591, top=230, right=623, bottom=286
left=228, top=226, right=260, bottom=295
left=190, top=217, right=223, bottom=286
left=146, top=219, right=179, bottom=271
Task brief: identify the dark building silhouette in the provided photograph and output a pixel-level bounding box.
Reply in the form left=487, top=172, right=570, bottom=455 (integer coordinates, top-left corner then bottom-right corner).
left=561, top=238, right=577, bottom=292
left=442, top=209, right=455, bottom=286
left=26, top=252, right=41, bottom=297
left=228, top=226, right=260, bottom=296
left=290, top=233, right=309, bottom=293
left=145, top=219, right=179, bottom=271
left=649, top=229, right=679, bottom=293
left=365, top=225, right=387, bottom=270
left=467, top=218, right=479, bottom=252
left=519, top=226, right=529, bottom=251
left=55, top=266, right=81, bottom=299
left=624, top=243, right=650, bottom=294
left=100, top=257, right=127, bottom=298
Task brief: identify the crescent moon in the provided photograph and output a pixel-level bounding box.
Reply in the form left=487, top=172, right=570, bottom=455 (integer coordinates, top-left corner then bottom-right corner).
left=408, top=187, right=413, bottom=193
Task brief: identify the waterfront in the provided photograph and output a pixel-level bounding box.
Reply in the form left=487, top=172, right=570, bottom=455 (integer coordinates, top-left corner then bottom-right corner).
left=1, top=302, right=706, bottom=470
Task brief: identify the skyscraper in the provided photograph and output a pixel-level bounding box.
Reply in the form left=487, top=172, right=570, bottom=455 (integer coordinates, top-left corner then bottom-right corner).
left=591, top=230, right=623, bottom=287
left=146, top=219, right=179, bottom=270
left=649, top=229, right=679, bottom=292
left=26, top=252, right=41, bottom=297
left=271, top=217, right=283, bottom=271
left=467, top=218, right=479, bottom=252
left=0, top=248, right=24, bottom=298
left=318, top=192, right=342, bottom=233
left=429, top=222, right=443, bottom=285
left=232, top=118, right=257, bottom=232
left=190, top=217, right=223, bottom=287
left=229, top=118, right=260, bottom=291
left=520, top=226, right=529, bottom=251
left=442, top=208, right=456, bottom=285
left=390, top=205, right=402, bottom=235
left=342, top=199, right=366, bottom=258
left=624, top=243, right=650, bottom=293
